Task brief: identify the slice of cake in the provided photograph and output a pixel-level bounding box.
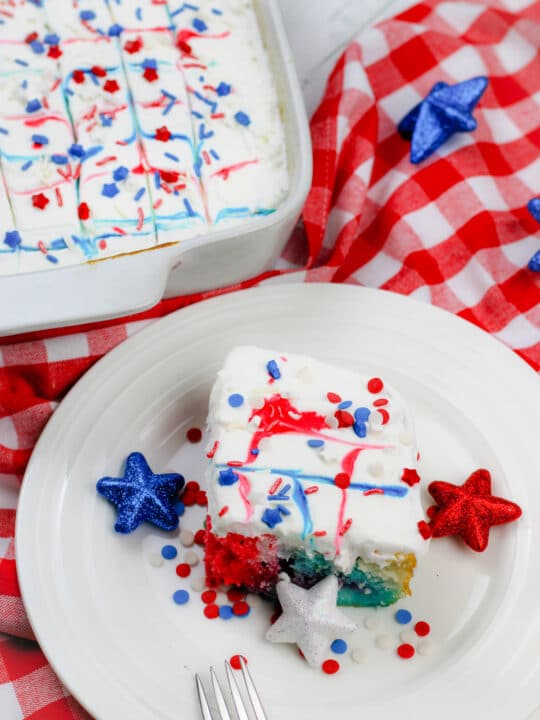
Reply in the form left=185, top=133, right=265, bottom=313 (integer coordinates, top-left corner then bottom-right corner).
left=204, top=346, right=428, bottom=607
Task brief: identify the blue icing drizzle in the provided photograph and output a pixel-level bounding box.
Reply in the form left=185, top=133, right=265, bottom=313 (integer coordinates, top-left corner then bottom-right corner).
left=292, top=479, right=313, bottom=539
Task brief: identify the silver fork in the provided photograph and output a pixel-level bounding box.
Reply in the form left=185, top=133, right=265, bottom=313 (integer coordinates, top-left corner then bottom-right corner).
left=195, top=658, right=268, bottom=720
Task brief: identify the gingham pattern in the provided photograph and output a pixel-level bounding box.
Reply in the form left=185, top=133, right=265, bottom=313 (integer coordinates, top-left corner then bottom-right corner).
left=1, top=0, right=539, bottom=716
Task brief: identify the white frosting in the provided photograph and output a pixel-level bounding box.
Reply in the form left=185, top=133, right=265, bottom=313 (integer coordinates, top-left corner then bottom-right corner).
left=0, top=0, right=288, bottom=275
left=207, top=346, right=428, bottom=574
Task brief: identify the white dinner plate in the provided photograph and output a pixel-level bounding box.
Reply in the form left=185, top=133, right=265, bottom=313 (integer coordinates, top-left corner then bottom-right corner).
left=16, top=284, right=540, bottom=720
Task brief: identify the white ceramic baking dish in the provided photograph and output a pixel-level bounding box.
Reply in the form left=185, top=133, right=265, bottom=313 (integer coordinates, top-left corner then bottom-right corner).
left=0, top=0, right=312, bottom=336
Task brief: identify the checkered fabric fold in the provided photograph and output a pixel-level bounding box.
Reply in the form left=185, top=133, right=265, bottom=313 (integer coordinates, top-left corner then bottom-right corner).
left=0, top=0, right=539, bottom=716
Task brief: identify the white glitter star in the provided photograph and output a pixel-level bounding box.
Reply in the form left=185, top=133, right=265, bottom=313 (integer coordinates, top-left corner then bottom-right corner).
left=266, top=574, right=357, bottom=667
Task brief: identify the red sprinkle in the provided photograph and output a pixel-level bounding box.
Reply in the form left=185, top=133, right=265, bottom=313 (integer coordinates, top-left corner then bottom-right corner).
left=230, top=655, right=247, bottom=671
left=367, top=377, right=384, bottom=394
left=25, top=32, right=39, bottom=43
left=55, top=187, right=63, bottom=207
left=182, top=491, right=197, bottom=507
left=160, top=169, right=180, bottom=184
left=415, top=621, right=430, bottom=637
left=48, top=45, right=62, bottom=58
left=313, top=530, right=327, bottom=537
left=335, top=410, right=354, bottom=428
left=176, top=563, right=191, bottom=578
left=218, top=506, right=228, bottom=517
left=334, top=473, right=351, bottom=490
left=78, top=202, right=90, bottom=220
left=321, top=659, right=340, bottom=674
left=377, top=409, right=390, bottom=425
left=98, top=239, right=107, bottom=250
left=32, top=193, right=49, bottom=210
left=143, top=67, right=159, bottom=82
left=339, top=518, right=353, bottom=536
left=91, top=65, right=107, bottom=77
left=373, top=398, right=389, bottom=407
left=326, top=392, right=342, bottom=404
left=72, top=69, right=85, bottom=84
left=227, top=588, right=245, bottom=603
left=185, top=481, right=200, bottom=493
left=417, top=520, right=432, bottom=540
left=232, top=601, right=250, bottom=617
left=155, top=125, right=172, bottom=142
left=194, top=529, right=206, bottom=546
left=196, top=490, right=208, bottom=507
left=304, top=486, right=319, bottom=495
left=185, top=427, right=202, bottom=444
left=206, top=440, right=218, bottom=459
left=124, top=37, right=143, bottom=54
left=201, top=590, right=217, bottom=605
left=268, top=478, right=282, bottom=495
left=397, top=643, right=415, bottom=659
left=104, top=79, right=120, bottom=94
left=204, top=604, right=219, bottom=619
left=363, top=488, right=384, bottom=496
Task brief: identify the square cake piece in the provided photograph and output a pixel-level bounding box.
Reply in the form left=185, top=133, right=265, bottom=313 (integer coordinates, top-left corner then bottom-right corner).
left=204, top=346, right=428, bottom=607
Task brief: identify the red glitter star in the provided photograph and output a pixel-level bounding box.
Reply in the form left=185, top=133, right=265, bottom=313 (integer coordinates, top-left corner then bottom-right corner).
left=401, top=468, right=420, bottom=487
left=428, top=469, right=522, bottom=552
left=78, top=202, right=90, bottom=220
left=32, top=193, right=49, bottom=210
left=103, top=79, right=120, bottom=94
left=143, top=67, right=159, bottom=82
left=47, top=45, right=62, bottom=59
left=124, top=37, right=143, bottom=54
left=155, top=126, right=171, bottom=142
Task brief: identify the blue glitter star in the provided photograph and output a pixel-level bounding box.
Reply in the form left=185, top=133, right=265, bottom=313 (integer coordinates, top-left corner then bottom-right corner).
left=527, top=198, right=540, bottom=272
left=96, top=452, right=184, bottom=533
left=398, top=76, right=488, bottom=164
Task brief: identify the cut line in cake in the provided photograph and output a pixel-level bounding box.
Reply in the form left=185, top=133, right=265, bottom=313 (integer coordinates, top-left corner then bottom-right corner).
left=0, top=0, right=289, bottom=275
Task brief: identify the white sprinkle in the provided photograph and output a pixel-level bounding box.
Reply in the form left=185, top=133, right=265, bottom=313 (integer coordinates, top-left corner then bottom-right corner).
left=417, top=639, right=435, bottom=656
left=399, top=431, right=413, bottom=446
left=180, top=529, right=195, bottom=547
left=375, top=634, right=392, bottom=650
left=400, top=630, right=417, bottom=644
left=184, top=550, right=199, bottom=566
left=147, top=552, right=164, bottom=568
left=351, top=648, right=367, bottom=664
left=190, top=576, right=206, bottom=592
left=363, top=615, right=380, bottom=631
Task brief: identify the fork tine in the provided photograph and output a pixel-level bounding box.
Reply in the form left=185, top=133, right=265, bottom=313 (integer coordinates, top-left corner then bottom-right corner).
left=224, top=661, right=249, bottom=720
left=239, top=657, right=268, bottom=720
left=210, top=667, right=232, bottom=720
left=195, top=674, right=214, bottom=720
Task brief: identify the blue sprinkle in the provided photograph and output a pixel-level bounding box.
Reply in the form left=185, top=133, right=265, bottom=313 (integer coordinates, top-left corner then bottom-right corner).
left=216, top=81, right=231, bottom=96
left=352, top=422, right=367, bottom=439
left=266, top=359, right=281, bottom=379
left=26, top=99, right=42, bottom=113
left=113, top=165, right=129, bottom=181
left=173, top=589, right=190, bottom=605
left=68, top=143, right=85, bottom=158
left=80, top=9, right=96, bottom=20
left=183, top=198, right=195, bottom=217
left=134, top=187, right=146, bottom=202
left=161, top=90, right=176, bottom=100
left=211, top=7, right=223, bottom=14
left=331, top=639, right=348, bottom=654
left=210, top=149, right=220, bottom=160
left=4, top=231, right=22, bottom=249
left=193, top=18, right=207, bottom=32
left=218, top=468, right=239, bottom=486
left=154, top=171, right=161, bottom=190
left=32, top=134, right=49, bottom=145
left=337, top=400, right=352, bottom=410
left=81, top=145, right=103, bottom=162
left=395, top=609, right=413, bottom=625
left=136, top=6, right=142, bottom=21
left=228, top=393, right=244, bottom=408
left=250, top=448, right=259, bottom=456
left=142, top=57, right=157, bottom=70
left=174, top=501, right=185, bottom=516
left=161, top=544, right=178, bottom=560
left=15, top=59, right=29, bottom=67
left=307, top=439, right=324, bottom=448
left=21, top=80, right=28, bottom=90
left=46, top=254, right=59, bottom=264
left=354, top=407, right=371, bottom=421
left=234, top=111, right=251, bottom=127
left=164, top=152, right=179, bottom=162
left=108, top=23, right=124, bottom=37
left=261, top=507, right=282, bottom=528
left=102, top=182, right=119, bottom=198
left=191, top=110, right=204, bottom=119
left=276, top=504, right=291, bottom=516
left=0, top=128, right=8, bottom=135
left=219, top=605, right=233, bottom=620
left=44, top=33, right=60, bottom=45
left=100, top=114, right=113, bottom=127
left=30, top=40, right=45, bottom=54
left=51, top=154, right=68, bottom=165
left=21, top=160, right=33, bottom=171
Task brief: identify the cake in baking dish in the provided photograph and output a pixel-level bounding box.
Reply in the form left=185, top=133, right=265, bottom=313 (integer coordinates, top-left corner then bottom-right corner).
left=0, top=0, right=288, bottom=275
left=204, top=346, right=429, bottom=607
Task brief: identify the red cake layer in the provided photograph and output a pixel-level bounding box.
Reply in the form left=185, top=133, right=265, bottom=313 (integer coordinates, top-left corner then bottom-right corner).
left=204, top=531, right=280, bottom=593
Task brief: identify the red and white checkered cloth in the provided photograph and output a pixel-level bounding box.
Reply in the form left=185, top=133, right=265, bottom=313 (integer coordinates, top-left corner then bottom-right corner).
left=1, top=0, right=539, bottom=716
